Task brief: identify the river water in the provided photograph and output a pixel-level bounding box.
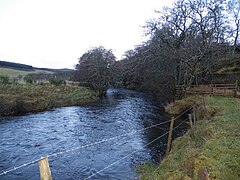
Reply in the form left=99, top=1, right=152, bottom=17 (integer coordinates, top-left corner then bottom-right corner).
left=0, top=88, right=187, bottom=180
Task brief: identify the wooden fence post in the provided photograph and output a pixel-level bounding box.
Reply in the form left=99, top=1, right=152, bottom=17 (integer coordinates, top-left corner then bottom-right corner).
left=211, top=84, right=214, bottom=95
left=188, top=113, right=195, bottom=138
left=166, top=117, right=174, bottom=157
left=38, top=157, right=52, bottom=180
left=235, top=80, right=239, bottom=94
left=188, top=114, right=193, bottom=128
left=193, top=107, right=196, bottom=124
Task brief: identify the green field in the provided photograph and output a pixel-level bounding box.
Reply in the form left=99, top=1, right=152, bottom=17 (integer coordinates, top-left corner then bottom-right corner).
left=139, top=96, right=240, bottom=179
left=0, top=67, right=53, bottom=78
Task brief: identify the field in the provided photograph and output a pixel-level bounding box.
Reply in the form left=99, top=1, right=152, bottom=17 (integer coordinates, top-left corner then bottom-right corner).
left=0, top=67, right=53, bottom=78
left=139, top=96, right=240, bottom=179
left=0, top=83, right=98, bottom=116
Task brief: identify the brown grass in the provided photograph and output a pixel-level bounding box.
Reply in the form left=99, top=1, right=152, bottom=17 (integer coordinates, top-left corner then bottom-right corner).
left=0, top=83, right=98, bottom=116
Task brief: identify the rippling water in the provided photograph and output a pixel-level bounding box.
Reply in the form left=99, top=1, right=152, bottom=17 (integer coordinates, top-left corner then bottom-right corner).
left=0, top=88, right=187, bottom=179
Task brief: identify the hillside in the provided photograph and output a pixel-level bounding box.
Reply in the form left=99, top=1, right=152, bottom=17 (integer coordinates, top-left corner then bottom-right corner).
left=0, top=60, right=75, bottom=80
left=0, top=67, right=53, bottom=78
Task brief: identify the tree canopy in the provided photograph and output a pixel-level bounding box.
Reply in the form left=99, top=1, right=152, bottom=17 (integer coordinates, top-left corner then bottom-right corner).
left=75, top=0, right=240, bottom=100
left=75, top=46, right=116, bottom=96
left=115, top=0, right=239, bottom=100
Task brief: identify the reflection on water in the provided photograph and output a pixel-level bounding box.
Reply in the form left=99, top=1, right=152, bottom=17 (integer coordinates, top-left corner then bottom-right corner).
left=0, top=88, right=187, bottom=179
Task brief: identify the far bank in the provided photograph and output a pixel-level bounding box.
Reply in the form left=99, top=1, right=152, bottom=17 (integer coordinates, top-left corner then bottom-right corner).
left=0, top=83, right=99, bottom=117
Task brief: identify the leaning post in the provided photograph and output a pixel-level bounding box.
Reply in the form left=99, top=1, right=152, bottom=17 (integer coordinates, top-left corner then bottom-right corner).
left=188, top=113, right=193, bottom=128
left=166, top=117, right=175, bottom=157
left=38, top=157, right=52, bottom=180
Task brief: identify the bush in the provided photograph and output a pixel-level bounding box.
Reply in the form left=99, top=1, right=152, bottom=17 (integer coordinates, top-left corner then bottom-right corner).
left=0, top=97, right=7, bottom=115
left=48, top=78, right=65, bottom=86
left=0, top=75, right=9, bottom=84
left=25, top=77, right=34, bottom=84
left=13, top=99, right=27, bottom=115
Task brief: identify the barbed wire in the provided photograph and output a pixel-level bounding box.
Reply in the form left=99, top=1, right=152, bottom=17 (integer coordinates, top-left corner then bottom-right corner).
left=45, top=105, right=193, bottom=159
left=0, top=106, right=193, bottom=177
left=144, top=117, right=190, bottom=161
left=45, top=119, right=174, bottom=159
left=84, top=118, right=188, bottom=179
left=0, top=157, right=44, bottom=176
left=84, top=131, right=170, bottom=179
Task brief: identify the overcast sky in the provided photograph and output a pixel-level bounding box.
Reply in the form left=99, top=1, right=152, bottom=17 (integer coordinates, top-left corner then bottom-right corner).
left=0, top=0, right=173, bottom=69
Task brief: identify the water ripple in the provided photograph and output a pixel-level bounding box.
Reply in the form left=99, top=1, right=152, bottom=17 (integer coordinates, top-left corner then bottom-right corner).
left=0, top=88, right=186, bottom=179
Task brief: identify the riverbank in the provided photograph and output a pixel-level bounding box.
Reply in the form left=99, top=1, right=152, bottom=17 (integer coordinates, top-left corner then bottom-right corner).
left=0, top=84, right=98, bottom=116
left=139, top=96, right=240, bottom=179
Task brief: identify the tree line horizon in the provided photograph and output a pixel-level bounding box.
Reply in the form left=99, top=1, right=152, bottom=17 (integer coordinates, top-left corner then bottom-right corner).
left=74, top=0, right=240, bottom=99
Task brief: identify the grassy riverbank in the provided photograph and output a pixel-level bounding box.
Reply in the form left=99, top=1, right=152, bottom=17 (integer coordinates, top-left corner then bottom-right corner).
left=139, top=96, right=240, bottom=179
left=0, top=84, right=98, bottom=116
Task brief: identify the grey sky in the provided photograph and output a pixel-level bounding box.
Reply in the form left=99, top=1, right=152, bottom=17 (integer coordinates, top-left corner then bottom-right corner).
left=0, top=0, right=173, bottom=69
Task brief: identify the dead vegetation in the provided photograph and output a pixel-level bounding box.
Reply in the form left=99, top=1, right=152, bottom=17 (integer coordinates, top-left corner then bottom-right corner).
left=0, top=83, right=98, bottom=116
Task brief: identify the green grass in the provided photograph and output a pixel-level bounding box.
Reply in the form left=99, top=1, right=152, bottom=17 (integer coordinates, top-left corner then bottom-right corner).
left=0, top=83, right=98, bottom=116
left=140, top=96, right=240, bottom=180
left=165, top=96, right=201, bottom=115
left=0, top=67, right=53, bottom=78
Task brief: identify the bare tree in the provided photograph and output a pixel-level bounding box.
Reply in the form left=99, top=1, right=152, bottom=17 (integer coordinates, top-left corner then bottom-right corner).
left=118, top=0, right=233, bottom=99
left=75, top=46, right=116, bottom=96
left=228, top=0, right=240, bottom=57
left=149, top=0, right=229, bottom=85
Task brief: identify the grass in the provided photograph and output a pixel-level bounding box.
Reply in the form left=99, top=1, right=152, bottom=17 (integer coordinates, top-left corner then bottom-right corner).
left=0, top=67, right=53, bottom=78
left=216, top=66, right=240, bottom=74
left=0, top=83, right=98, bottom=116
left=139, top=96, right=240, bottom=180
left=165, top=96, right=201, bottom=115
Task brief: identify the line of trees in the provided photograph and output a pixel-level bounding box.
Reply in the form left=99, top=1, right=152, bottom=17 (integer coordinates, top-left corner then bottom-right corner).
left=74, top=0, right=240, bottom=99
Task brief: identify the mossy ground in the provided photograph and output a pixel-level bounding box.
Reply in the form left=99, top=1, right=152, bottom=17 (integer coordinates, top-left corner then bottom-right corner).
left=139, top=96, right=240, bottom=180
left=0, top=83, right=98, bottom=116
left=165, top=96, right=201, bottom=115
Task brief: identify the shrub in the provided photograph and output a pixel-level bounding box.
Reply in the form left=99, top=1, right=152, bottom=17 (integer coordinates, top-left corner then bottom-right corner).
left=48, top=78, right=65, bottom=86
left=0, top=97, right=7, bottom=115
left=25, top=77, right=34, bottom=84
left=13, top=98, right=27, bottom=115
left=0, top=75, right=9, bottom=84
left=12, top=79, right=19, bottom=84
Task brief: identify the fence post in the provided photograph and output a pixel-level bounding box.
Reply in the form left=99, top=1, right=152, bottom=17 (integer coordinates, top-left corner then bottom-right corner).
left=193, top=106, right=196, bottom=124
left=188, top=114, right=193, bottom=128
left=235, top=80, right=239, bottom=94
left=188, top=113, right=195, bottom=138
left=38, top=157, right=52, bottom=180
left=166, top=117, right=174, bottom=157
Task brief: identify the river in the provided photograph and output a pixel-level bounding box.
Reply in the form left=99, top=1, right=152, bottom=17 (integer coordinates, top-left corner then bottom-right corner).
left=0, top=88, right=187, bottom=179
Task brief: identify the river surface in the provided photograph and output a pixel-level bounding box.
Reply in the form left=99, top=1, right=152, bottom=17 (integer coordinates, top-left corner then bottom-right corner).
left=0, top=88, right=187, bottom=180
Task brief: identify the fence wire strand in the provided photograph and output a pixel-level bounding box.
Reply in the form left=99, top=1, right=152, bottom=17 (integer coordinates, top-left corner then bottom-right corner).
left=0, top=106, right=193, bottom=177
left=84, top=118, right=188, bottom=179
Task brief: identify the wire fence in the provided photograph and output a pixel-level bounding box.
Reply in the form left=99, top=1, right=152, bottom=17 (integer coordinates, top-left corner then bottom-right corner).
left=0, top=106, right=193, bottom=177
left=84, top=118, right=188, bottom=179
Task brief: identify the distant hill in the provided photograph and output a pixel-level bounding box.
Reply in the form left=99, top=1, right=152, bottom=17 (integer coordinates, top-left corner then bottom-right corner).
left=0, top=61, right=34, bottom=71
left=0, top=60, right=75, bottom=80
left=0, top=60, right=74, bottom=73
left=34, top=67, right=75, bottom=73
